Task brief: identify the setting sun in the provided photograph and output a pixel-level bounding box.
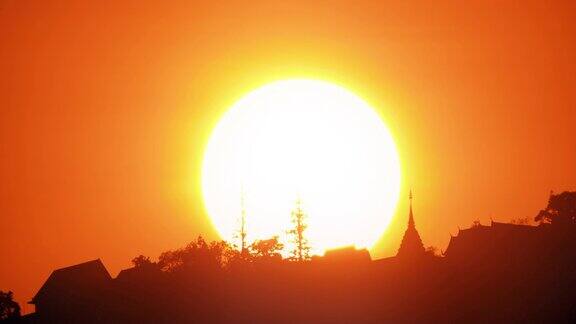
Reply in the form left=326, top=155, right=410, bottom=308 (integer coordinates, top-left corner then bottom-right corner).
left=202, top=79, right=401, bottom=254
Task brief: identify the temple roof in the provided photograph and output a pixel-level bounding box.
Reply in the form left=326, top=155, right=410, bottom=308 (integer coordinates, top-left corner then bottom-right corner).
left=444, top=221, right=546, bottom=258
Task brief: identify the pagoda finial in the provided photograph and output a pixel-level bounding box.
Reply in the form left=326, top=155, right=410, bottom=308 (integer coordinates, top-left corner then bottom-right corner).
left=408, top=189, right=415, bottom=227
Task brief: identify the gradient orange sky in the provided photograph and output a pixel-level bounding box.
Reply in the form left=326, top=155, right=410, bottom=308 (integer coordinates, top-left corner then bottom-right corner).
left=1, top=0, right=575, bottom=312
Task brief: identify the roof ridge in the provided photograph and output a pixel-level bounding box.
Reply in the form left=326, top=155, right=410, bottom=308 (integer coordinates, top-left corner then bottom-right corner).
left=52, top=259, right=103, bottom=273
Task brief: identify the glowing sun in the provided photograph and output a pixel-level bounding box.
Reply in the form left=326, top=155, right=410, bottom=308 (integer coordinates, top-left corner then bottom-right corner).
left=202, top=79, right=401, bottom=254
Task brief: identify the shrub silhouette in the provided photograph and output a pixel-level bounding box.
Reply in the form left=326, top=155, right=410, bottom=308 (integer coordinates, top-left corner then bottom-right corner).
left=131, top=255, right=155, bottom=268
left=249, top=236, right=283, bottom=261
left=158, top=236, right=237, bottom=273
left=0, top=291, right=20, bottom=322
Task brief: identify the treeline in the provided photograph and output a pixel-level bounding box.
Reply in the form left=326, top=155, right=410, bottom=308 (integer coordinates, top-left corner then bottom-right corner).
left=131, top=235, right=287, bottom=274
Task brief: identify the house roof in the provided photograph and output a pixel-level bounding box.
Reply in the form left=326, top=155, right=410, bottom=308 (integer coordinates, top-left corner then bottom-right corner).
left=322, top=246, right=371, bottom=262
left=30, top=259, right=112, bottom=304
left=116, top=264, right=163, bottom=284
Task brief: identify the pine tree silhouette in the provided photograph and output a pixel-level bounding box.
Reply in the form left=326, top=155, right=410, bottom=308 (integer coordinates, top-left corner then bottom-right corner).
left=287, top=198, right=311, bottom=261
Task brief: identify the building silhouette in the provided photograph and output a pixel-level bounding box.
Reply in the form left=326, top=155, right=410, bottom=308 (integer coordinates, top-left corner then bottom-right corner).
left=29, top=260, right=113, bottom=322
left=317, top=246, right=371, bottom=264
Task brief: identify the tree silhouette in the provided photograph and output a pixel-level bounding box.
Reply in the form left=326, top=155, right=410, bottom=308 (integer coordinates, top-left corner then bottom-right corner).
left=287, top=198, right=311, bottom=261
left=249, top=236, right=284, bottom=260
left=131, top=255, right=155, bottom=268
left=425, top=246, right=440, bottom=257
left=509, top=216, right=531, bottom=225
left=158, top=236, right=236, bottom=272
left=535, top=191, right=576, bottom=225
left=238, top=188, right=248, bottom=255
left=0, top=291, right=20, bottom=322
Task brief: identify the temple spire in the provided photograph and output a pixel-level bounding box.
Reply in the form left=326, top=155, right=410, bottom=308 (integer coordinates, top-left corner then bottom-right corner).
left=396, top=189, right=425, bottom=258
left=408, top=190, right=415, bottom=228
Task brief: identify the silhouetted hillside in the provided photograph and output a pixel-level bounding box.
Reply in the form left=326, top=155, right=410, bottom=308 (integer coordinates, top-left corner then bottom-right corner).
left=6, top=191, right=576, bottom=323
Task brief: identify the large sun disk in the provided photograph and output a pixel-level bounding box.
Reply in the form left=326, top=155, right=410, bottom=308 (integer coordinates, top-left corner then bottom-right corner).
left=202, top=79, right=400, bottom=255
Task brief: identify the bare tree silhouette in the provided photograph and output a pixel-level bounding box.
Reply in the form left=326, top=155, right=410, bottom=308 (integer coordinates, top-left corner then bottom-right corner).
left=232, top=187, right=249, bottom=256
left=287, top=198, right=311, bottom=262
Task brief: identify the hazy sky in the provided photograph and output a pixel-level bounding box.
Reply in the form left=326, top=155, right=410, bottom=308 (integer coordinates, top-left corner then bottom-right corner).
left=1, top=0, right=575, bottom=312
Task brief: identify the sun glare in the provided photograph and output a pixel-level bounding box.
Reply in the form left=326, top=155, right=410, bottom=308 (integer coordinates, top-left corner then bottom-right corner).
left=201, top=79, right=401, bottom=255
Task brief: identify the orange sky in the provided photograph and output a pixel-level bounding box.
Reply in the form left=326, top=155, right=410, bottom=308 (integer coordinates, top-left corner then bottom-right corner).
left=1, top=0, right=575, bottom=313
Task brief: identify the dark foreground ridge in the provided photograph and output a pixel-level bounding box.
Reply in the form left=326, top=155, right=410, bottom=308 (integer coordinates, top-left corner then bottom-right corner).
left=5, top=191, right=576, bottom=323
